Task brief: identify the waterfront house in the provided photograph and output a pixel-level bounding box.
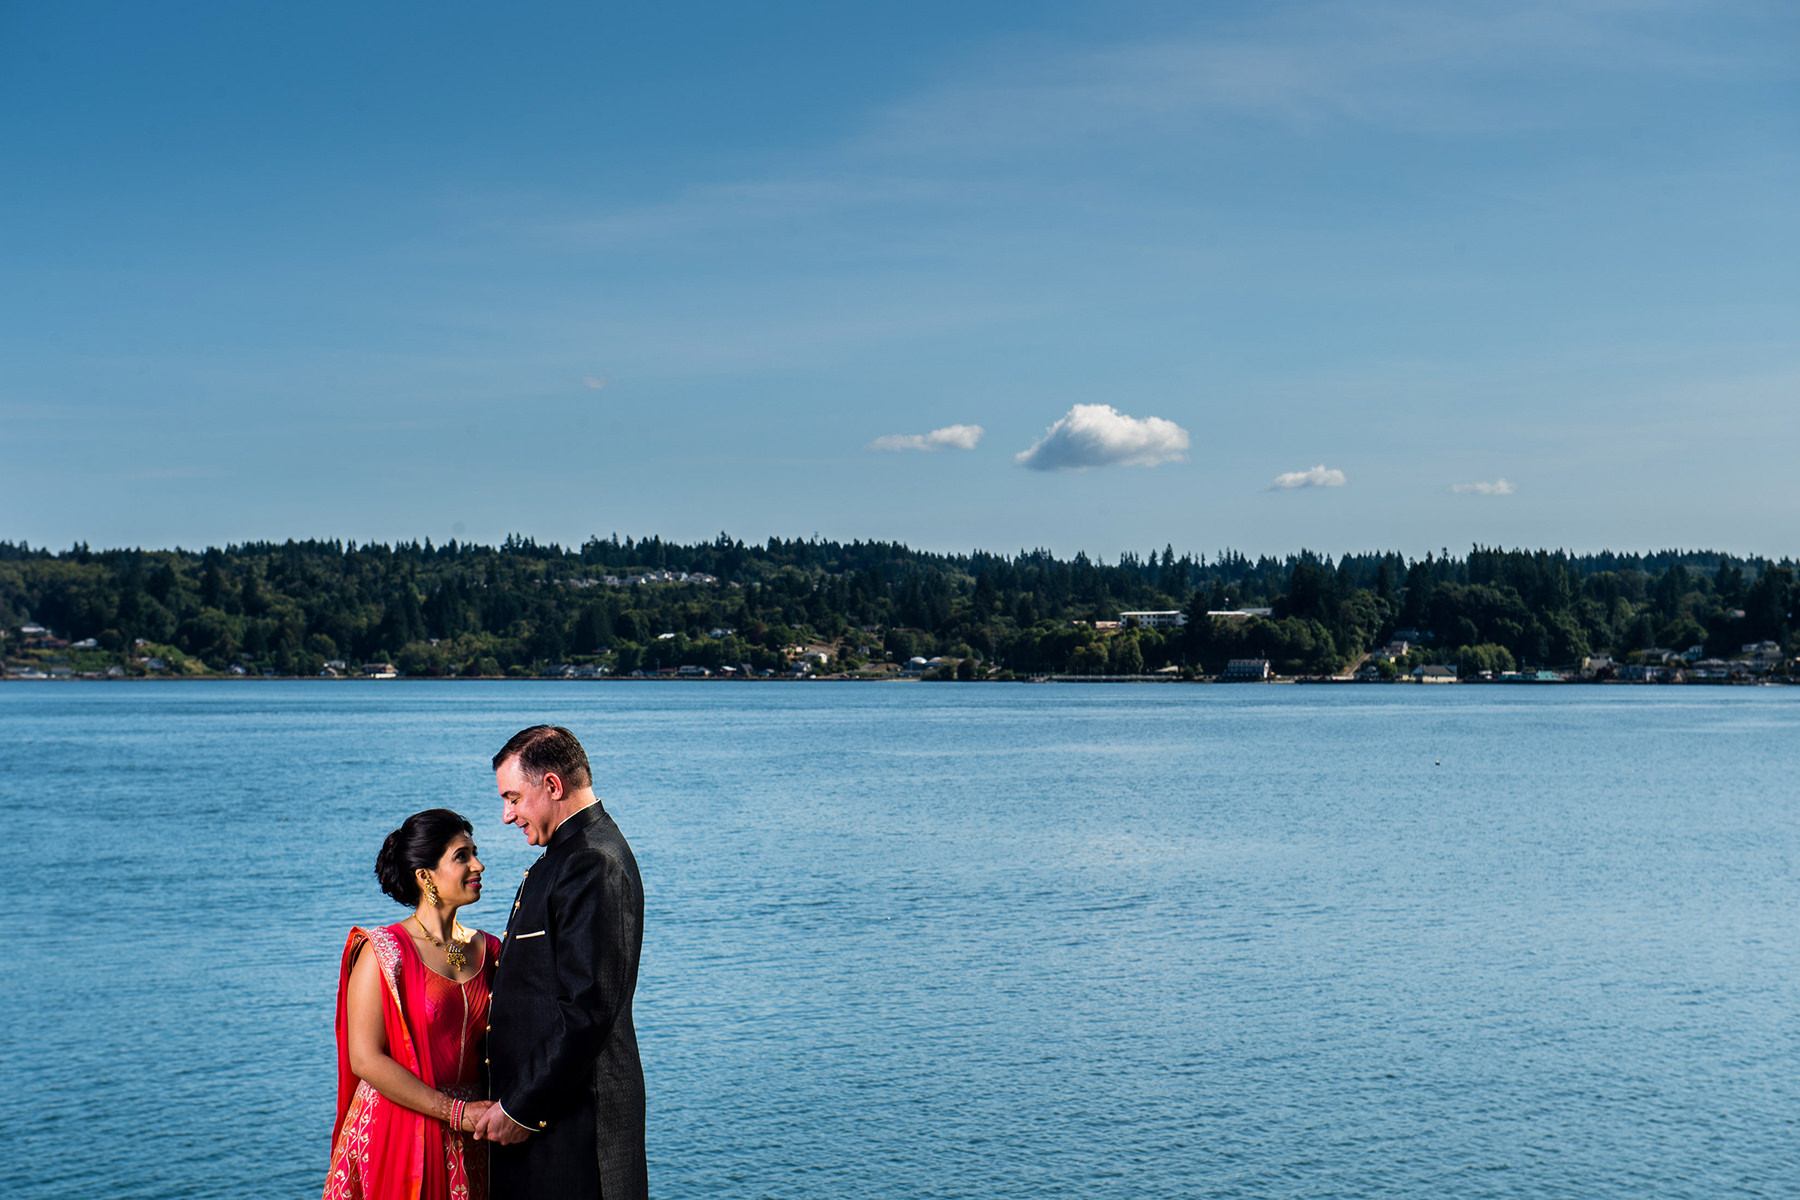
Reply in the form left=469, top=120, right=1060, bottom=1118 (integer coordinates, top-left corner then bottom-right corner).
left=361, top=661, right=399, bottom=678
left=1372, top=640, right=1410, bottom=663
left=21, top=622, right=67, bottom=649
left=1412, top=664, right=1458, bottom=683
left=1746, top=644, right=1785, bottom=673
left=1220, top=658, right=1272, bottom=681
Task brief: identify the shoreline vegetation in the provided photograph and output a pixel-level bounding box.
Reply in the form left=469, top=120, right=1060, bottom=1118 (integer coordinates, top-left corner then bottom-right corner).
left=3, top=535, right=1794, bottom=685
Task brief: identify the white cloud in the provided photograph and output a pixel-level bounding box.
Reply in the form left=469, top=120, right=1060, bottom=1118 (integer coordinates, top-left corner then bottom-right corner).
left=1014, top=404, right=1189, bottom=471
left=581, top=376, right=609, bottom=390
left=866, top=423, right=985, bottom=452
left=1269, top=464, right=1347, bottom=490
left=1452, top=478, right=1515, bottom=495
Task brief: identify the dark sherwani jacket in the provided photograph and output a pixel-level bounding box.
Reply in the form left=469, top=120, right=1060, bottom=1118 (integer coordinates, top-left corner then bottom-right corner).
left=489, top=801, right=647, bottom=1199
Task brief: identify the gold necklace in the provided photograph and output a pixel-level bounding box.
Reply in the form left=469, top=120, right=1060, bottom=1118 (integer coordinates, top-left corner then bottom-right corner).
left=412, top=914, right=469, bottom=973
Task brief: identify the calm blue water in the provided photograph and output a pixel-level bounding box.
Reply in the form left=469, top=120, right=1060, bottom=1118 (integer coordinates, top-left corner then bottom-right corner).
left=4, top=681, right=1798, bottom=1198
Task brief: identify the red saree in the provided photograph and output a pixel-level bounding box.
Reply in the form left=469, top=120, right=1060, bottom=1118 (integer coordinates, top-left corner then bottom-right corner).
left=323, top=924, right=500, bottom=1200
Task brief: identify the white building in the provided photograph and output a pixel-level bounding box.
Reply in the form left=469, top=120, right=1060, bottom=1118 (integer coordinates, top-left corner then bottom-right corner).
left=1119, top=610, right=1188, bottom=628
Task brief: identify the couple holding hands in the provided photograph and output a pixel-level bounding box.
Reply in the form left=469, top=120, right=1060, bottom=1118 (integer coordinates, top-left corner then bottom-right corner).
left=323, top=725, right=647, bottom=1200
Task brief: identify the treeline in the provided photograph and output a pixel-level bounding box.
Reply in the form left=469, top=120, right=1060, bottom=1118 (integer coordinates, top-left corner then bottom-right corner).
left=0, top=535, right=1793, bottom=677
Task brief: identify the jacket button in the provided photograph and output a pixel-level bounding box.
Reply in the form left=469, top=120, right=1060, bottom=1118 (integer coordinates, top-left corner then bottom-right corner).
left=538, top=1121, right=547, bottom=1129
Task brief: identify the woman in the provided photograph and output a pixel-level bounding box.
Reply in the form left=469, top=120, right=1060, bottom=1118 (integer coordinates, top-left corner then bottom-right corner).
left=324, top=809, right=502, bottom=1200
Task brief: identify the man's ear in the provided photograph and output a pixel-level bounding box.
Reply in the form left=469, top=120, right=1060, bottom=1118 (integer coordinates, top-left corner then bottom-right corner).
left=541, top=770, right=564, bottom=801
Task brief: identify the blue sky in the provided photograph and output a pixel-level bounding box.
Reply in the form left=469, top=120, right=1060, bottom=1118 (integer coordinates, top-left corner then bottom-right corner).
left=4, top=0, right=1796, bottom=560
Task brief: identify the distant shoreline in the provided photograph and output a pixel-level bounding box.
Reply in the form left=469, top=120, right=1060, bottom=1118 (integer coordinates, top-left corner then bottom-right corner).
left=5, top=538, right=1793, bottom=686
left=4, top=674, right=1791, bottom=687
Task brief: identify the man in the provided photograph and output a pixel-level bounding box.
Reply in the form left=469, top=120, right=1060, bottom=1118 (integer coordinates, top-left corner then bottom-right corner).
left=472, top=724, right=648, bottom=1200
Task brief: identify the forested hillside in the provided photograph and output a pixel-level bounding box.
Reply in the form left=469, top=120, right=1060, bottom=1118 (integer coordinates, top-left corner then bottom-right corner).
left=1, top=535, right=1792, bottom=678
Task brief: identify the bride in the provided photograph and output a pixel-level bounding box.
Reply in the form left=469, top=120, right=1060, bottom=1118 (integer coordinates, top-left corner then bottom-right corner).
left=324, top=809, right=502, bottom=1200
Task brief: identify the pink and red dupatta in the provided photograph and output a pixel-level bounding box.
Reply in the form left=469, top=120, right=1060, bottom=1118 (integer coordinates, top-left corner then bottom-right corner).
left=322, top=924, right=478, bottom=1200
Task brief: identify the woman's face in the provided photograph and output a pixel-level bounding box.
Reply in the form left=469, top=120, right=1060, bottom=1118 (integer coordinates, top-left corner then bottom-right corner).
left=419, top=833, right=484, bottom=908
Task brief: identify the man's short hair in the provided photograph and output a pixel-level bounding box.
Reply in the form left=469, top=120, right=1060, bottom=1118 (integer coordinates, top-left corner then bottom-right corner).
left=493, top=724, right=593, bottom=790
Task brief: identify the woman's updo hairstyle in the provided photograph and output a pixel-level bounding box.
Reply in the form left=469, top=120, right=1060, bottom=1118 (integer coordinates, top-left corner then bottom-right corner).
left=375, top=808, right=475, bottom=906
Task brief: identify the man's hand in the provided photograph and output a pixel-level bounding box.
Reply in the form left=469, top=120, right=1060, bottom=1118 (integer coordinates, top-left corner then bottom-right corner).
left=472, top=1103, right=533, bottom=1145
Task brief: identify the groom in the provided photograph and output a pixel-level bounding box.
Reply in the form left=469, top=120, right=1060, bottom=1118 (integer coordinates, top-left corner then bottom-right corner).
left=473, top=725, right=648, bottom=1200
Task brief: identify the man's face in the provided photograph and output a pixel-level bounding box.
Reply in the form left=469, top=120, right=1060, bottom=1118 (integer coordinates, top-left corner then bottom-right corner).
left=497, top=757, right=560, bottom=847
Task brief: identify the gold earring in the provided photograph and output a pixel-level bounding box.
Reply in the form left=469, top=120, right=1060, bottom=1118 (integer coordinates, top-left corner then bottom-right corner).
left=422, top=878, right=440, bottom=906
